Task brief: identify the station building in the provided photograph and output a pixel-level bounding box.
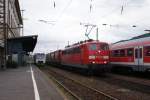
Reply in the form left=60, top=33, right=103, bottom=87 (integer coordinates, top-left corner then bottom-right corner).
left=0, top=0, right=37, bottom=68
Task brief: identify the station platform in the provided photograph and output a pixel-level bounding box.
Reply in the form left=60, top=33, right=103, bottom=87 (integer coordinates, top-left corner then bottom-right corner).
left=0, top=65, right=64, bottom=100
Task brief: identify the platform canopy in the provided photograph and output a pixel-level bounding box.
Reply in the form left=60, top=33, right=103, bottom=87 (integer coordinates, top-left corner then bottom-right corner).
left=7, top=35, right=38, bottom=53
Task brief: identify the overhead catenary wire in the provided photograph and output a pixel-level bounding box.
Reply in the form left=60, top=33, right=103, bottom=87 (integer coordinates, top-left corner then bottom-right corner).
left=54, top=0, right=73, bottom=22
left=82, top=0, right=127, bottom=40
left=98, top=0, right=148, bottom=31
left=48, top=0, right=73, bottom=29
left=115, top=0, right=150, bottom=33
left=53, top=1, right=56, bottom=8
left=51, top=0, right=150, bottom=39
left=120, top=0, right=129, bottom=15
left=89, top=0, right=94, bottom=13
left=95, top=0, right=137, bottom=26
left=94, top=1, right=126, bottom=25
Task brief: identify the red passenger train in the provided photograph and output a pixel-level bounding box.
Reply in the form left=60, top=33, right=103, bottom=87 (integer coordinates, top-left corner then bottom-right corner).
left=110, top=34, right=150, bottom=72
left=46, top=39, right=110, bottom=73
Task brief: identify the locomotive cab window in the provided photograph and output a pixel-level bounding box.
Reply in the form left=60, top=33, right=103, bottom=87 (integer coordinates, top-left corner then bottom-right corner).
left=100, top=44, right=109, bottom=50
left=89, top=44, right=97, bottom=50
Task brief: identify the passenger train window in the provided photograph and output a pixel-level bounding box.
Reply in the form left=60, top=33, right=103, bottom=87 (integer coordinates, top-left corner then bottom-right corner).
left=135, top=49, right=138, bottom=58
left=120, top=49, right=125, bottom=56
left=112, top=50, right=119, bottom=57
left=89, top=44, right=97, bottom=50
left=135, top=48, right=142, bottom=58
left=111, top=51, right=115, bottom=56
left=144, top=46, right=150, bottom=56
left=146, top=51, right=150, bottom=56
left=139, top=48, right=142, bottom=58
left=127, top=48, right=133, bottom=56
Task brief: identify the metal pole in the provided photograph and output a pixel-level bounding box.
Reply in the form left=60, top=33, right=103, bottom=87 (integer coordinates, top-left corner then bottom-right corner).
left=96, top=27, right=98, bottom=41
left=3, top=0, right=7, bottom=69
left=68, top=41, right=69, bottom=46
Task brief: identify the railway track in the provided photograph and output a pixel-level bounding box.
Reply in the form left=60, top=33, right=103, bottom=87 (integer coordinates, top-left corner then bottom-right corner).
left=107, top=73, right=150, bottom=86
left=43, top=68, right=118, bottom=100
left=103, top=73, right=150, bottom=94
left=42, top=66, right=150, bottom=100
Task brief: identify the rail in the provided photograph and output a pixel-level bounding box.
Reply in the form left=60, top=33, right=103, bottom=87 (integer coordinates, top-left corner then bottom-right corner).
left=46, top=68, right=118, bottom=100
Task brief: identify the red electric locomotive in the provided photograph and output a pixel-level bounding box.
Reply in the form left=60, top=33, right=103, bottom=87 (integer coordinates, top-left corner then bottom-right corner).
left=61, top=39, right=110, bottom=73
left=110, top=33, right=150, bottom=72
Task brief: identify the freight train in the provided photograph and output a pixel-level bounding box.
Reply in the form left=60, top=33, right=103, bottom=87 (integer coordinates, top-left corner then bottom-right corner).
left=46, top=39, right=110, bottom=74
left=110, top=34, right=150, bottom=72
left=46, top=34, right=150, bottom=73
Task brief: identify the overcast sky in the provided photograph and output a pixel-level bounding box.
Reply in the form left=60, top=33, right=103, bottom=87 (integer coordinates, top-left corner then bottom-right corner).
left=19, top=0, right=150, bottom=53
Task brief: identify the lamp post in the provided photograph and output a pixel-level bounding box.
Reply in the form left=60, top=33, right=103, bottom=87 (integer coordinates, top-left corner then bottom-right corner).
left=96, top=27, right=98, bottom=41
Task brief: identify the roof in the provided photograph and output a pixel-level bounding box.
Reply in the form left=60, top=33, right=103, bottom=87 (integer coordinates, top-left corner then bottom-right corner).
left=110, top=33, right=150, bottom=50
left=15, top=0, right=23, bottom=24
left=132, top=33, right=150, bottom=39
left=64, top=39, right=108, bottom=50
left=113, top=33, right=150, bottom=44
left=8, top=35, right=38, bottom=52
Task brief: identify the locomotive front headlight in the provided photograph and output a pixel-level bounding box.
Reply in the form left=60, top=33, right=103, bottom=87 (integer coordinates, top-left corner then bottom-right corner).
left=103, top=56, right=109, bottom=59
left=92, top=61, right=95, bottom=64
left=104, top=61, right=107, bottom=64
left=98, top=50, right=101, bottom=53
left=89, top=55, right=96, bottom=59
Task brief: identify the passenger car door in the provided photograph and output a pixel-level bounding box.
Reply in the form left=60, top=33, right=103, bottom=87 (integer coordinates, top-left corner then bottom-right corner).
left=134, top=46, right=143, bottom=70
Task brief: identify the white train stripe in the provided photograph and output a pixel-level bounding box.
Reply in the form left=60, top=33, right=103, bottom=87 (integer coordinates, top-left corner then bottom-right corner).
left=143, top=63, right=150, bottom=66
left=110, top=62, right=136, bottom=65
